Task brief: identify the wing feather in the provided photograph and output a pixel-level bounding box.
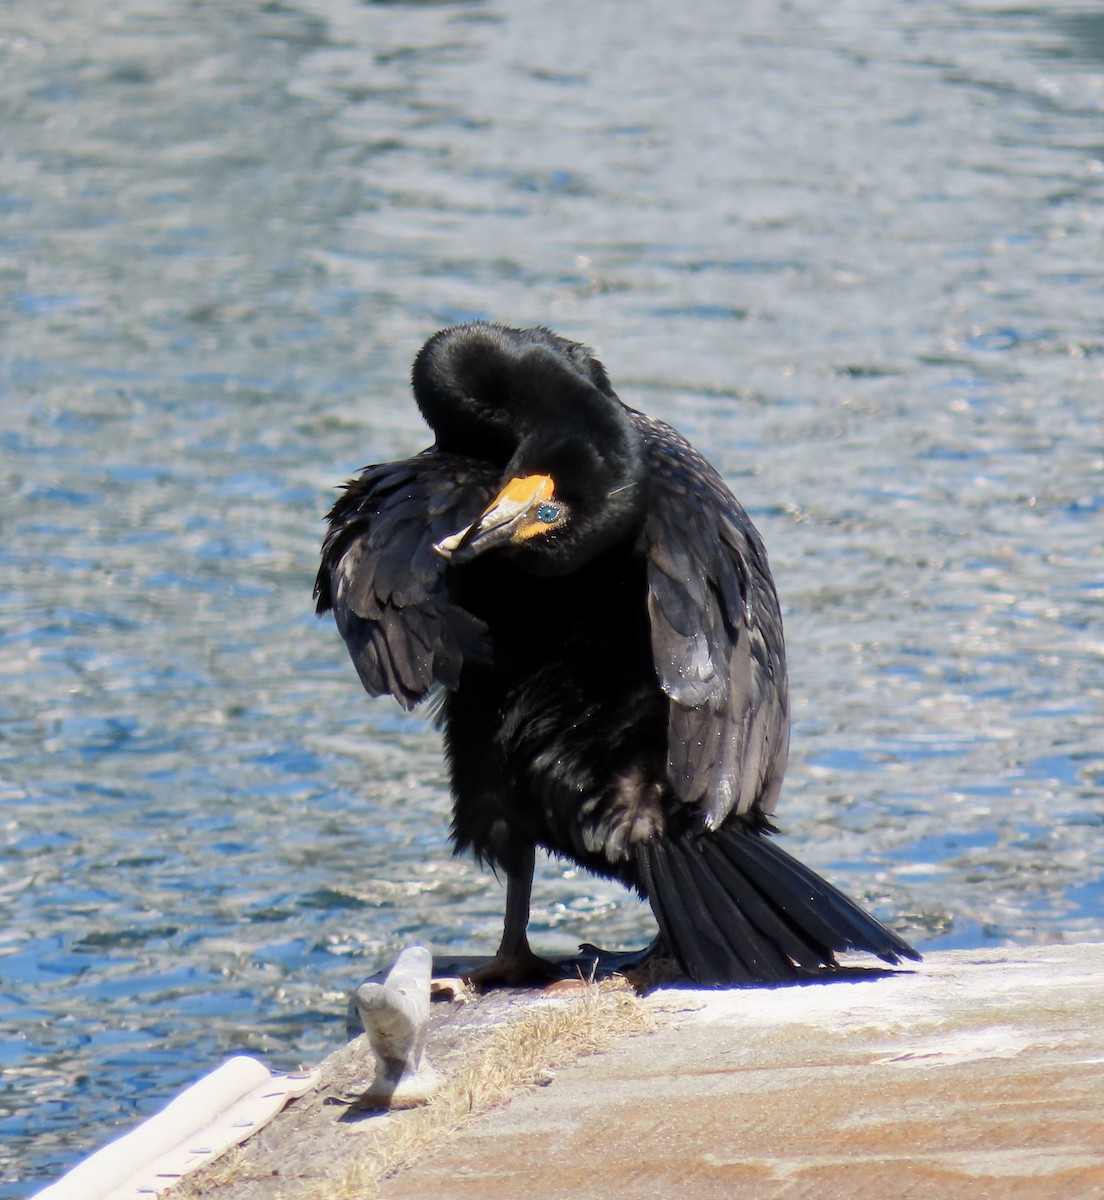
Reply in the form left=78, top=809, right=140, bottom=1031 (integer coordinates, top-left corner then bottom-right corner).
left=315, top=452, right=497, bottom=710
left=639, top=416, right=789, bottom=827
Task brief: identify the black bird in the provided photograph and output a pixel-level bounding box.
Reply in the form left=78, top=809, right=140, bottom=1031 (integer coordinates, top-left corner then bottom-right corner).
left=315, top=322, right=919, bottom=986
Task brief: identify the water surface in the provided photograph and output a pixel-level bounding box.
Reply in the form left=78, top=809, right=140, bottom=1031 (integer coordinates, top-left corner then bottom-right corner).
left=2, top=1, right=1103, bottom=1191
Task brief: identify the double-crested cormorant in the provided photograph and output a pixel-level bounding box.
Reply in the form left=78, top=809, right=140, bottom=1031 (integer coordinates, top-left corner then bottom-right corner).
left=315, top=322, right=918, bottom=986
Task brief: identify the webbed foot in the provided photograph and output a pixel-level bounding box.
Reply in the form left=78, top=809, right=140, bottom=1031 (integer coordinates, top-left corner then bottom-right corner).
left=463, top=944, right=565, bottom=988
left=571, top=936, right=683, bottom=987
left=572, top=936, right=661, bottom=976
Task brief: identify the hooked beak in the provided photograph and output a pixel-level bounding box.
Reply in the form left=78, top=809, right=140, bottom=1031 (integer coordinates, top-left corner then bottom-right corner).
left=434, top=474, right=555, bottom=563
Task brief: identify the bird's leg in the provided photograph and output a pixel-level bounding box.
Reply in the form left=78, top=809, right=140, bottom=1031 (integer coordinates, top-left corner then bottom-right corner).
left=464, top=845, right=563, bottom=987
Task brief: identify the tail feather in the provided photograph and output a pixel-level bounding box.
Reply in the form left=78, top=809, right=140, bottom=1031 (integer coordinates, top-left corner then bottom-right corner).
left=637, top=841, right=740, bottom=984
left=662, top=840, right=796, bottom=983
left=698, top=839, right=829, bottom=973
left=725, top=831, right=919, bottom=966
left=693, top=846, right=801, bottom=980
left=716, top=832, right=872, bottom=960
left=636, top=822, right=919, bottom=986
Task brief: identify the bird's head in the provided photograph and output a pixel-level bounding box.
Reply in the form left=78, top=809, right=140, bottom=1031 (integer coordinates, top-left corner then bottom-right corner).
left=433, top=434, right=644, bottom=574
left=433, top=473, right=568, bottom=563
left=418, top=323, right=647, bottom=575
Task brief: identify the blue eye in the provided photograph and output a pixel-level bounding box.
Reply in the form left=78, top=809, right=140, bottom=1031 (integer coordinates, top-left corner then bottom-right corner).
left=535, top=502, right=562, bottom=524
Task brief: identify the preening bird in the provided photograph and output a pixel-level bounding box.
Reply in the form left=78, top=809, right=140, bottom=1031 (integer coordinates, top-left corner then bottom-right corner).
left=315, top=322, right=919, bottom=986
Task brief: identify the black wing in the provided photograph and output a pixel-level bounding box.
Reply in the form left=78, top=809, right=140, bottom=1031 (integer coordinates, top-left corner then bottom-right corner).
left=314, top=452, right=498, bottom=710
left=639, top=416, right=790, bottom=827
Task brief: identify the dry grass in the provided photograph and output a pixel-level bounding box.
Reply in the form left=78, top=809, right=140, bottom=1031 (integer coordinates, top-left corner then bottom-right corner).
left=171, top=1145, right=250, bottom=1197
left=298, top=977, right=655, bottom=1200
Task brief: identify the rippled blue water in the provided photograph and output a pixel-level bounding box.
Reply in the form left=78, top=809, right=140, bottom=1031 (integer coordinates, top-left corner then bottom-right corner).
left=2, top=0, right=1103, bottom=1192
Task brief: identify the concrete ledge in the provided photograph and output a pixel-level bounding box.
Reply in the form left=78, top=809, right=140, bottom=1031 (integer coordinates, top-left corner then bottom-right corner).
left=377, top=944, right=1104, bottom=1200
left=106, top=943, right=1104, bottom=1199
left=173, top=973, right=652, bottom=1199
